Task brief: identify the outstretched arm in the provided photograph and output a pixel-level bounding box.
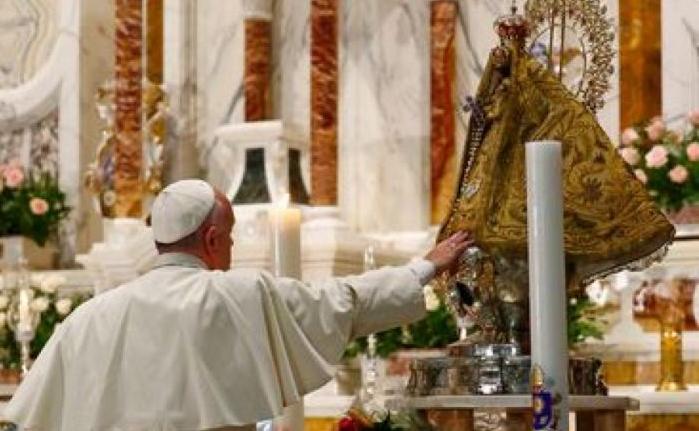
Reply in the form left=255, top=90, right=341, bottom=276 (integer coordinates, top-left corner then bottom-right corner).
left=273, top=232, right=473, bottom=363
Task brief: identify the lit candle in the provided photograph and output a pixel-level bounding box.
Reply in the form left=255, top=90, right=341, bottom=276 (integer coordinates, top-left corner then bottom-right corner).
left=268, top=194, right=303, bottom=431
left=18, top=288, right=31, bottom=333
left=526, top=141, right=569, bottom=430
left=268, top=194, right=302, bottom=278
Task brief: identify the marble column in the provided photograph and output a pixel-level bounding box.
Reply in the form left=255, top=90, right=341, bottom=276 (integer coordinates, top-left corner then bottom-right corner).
left=310, top=0, right=339, bottom=206
left=245, top=0, right=273, bottom=121
left=78, top=0, right=115, bottom=251
left=338, top=0, right=430, bottom=233
left=114, top=0, right=143, bottom=218
left=163, top=0, right=200, bottom=182
left=619, top=0, right=661, bottom=129
left=430, top=0, right=457, bottom=225
left=661, top=0, right=699, bottom=122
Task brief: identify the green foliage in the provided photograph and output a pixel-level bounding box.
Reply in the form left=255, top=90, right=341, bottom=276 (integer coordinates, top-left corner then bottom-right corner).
left=0, top=325, right=20, bottom=370
left=343, top=302, right=458, bottom=359
left=567, top=293, right=605, bottom=346
left=0, top=168, right=70, bottom=246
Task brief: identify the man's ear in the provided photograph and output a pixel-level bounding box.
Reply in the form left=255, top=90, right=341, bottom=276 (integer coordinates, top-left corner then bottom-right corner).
left=203, top=225, right=218, bottom=252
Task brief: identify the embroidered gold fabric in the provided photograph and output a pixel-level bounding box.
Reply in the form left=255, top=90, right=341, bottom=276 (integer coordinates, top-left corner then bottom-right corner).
left=438, top=42, right=674, bottom=288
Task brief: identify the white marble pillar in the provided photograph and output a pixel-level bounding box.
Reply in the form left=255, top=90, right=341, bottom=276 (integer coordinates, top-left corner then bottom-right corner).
left=271, top=0, right=311, bottom=141
left=339, top=0, right=431, bottom=233
left=196, top=0, right=245, bottom=162
left=662, top=0, right=699, bottom=124
left=163, top=0, right=200, bottom=181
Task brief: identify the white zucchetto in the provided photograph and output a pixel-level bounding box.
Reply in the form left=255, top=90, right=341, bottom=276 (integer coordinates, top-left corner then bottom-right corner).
left=150, top=179, right=216, bottom=244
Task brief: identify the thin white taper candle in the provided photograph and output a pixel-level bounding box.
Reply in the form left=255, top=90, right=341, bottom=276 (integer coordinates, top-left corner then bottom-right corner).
left=526, top=141, right=569, bottom=430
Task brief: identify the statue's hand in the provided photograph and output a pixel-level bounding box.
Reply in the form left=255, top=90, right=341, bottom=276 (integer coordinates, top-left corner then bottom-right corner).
left=425, top=231, right=474, bottom=276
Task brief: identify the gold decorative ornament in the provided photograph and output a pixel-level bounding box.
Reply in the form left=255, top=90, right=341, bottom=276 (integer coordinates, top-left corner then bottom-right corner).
left=84, top=81, right=118, bottom=218
left=655, top=279, right=687, bottom=392
left=84, top=79, right=168, bottom=217
left=525, top=0, right=615, bottom=112
left=142, top=79, right=168, bottom=195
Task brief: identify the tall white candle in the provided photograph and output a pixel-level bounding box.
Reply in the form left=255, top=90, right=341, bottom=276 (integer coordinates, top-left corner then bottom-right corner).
left=269, top=199, right=302, bottom=279
left=268, top=196, right=303, bottom=431
left=526, top=141, right=569, bottom=430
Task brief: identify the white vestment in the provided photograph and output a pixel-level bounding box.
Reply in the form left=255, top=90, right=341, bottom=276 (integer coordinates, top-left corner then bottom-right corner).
left=5, top=253, right=429, bottom=431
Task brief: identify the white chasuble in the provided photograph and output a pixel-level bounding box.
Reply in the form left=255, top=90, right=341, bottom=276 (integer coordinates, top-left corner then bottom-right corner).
left=5, top=253, right=428, bottom=431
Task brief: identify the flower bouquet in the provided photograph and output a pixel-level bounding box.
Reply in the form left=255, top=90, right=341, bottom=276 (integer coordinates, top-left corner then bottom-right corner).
left=618, top=109, right=699, bottom=214
left=0, top=160, right=70, bottom=247
left=0, top=273, right=88, bottom=374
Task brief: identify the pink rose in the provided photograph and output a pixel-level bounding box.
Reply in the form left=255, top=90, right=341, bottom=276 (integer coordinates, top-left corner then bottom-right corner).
left=645, top=145, right=669, bottom=168
left=668, top=165, right=689, bottom=184
left=621, top=128, right=640, bottom=146
left=689, top=109, right=699, bottom=126
left=3, top=166, right=24, bottom=188
left=687, top=142, right=699, bottom=161
left=29, top=198, right=49, bottom=215
left=635, top=169, right=648, bottom=184
left=619, top=147, right=640, bottom=165
left=645, top=117, right=666, bottom=141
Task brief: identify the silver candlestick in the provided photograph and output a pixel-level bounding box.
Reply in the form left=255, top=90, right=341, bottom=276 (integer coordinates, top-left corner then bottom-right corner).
left=361, top=246, right=381, bottom=409
left=6, top=259, right=40, bottom=378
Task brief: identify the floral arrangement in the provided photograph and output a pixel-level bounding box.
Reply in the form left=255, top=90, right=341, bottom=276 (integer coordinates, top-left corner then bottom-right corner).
left=0, top=160, right=70, bottom=246
left=0, top=274, right=89, bottom=370
left=618, top=109, right=699, bottom=212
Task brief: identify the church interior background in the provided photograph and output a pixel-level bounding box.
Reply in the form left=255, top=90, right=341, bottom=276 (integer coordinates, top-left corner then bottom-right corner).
left=0, top=0, right=699, bottom=430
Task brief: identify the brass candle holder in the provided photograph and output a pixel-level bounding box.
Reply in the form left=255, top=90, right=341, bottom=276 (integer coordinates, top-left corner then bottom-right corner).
left=655, top=280, right=687, bottom=392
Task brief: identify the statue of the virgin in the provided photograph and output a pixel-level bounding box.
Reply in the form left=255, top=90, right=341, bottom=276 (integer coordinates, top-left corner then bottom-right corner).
left=438, top=5, right=675, bottom=346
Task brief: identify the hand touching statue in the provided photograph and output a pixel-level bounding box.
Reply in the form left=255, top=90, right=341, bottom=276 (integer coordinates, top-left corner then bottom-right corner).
left=425, top=231, right=474, bottom=276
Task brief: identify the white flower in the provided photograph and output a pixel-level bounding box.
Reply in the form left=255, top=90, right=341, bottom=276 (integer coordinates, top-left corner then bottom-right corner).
left=0, top=295, right=9, bottom=310
left=55, top=298, right=73, bottom=316
left=634, top=169, right=648, bottom=184
left=0, top=312, right=6, bottom=328
left=621, top=128, right=640, bottom=146
left=30, top=296, right=50, bottom=313
left=40, top=274, right=66, bottom=294
left=423, top=284, right=440, bottom=311
left=645, top=145, right=669, bottom=168
left=619, top=147, right=640, bottom=166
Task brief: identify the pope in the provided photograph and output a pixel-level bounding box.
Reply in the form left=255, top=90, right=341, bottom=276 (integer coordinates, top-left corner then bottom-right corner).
left=5, top=179, right=472, bottom=431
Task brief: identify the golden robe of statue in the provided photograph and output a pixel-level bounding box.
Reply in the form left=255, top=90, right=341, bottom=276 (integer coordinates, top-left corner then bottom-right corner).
left=439, top=29, right=674, bottom=290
